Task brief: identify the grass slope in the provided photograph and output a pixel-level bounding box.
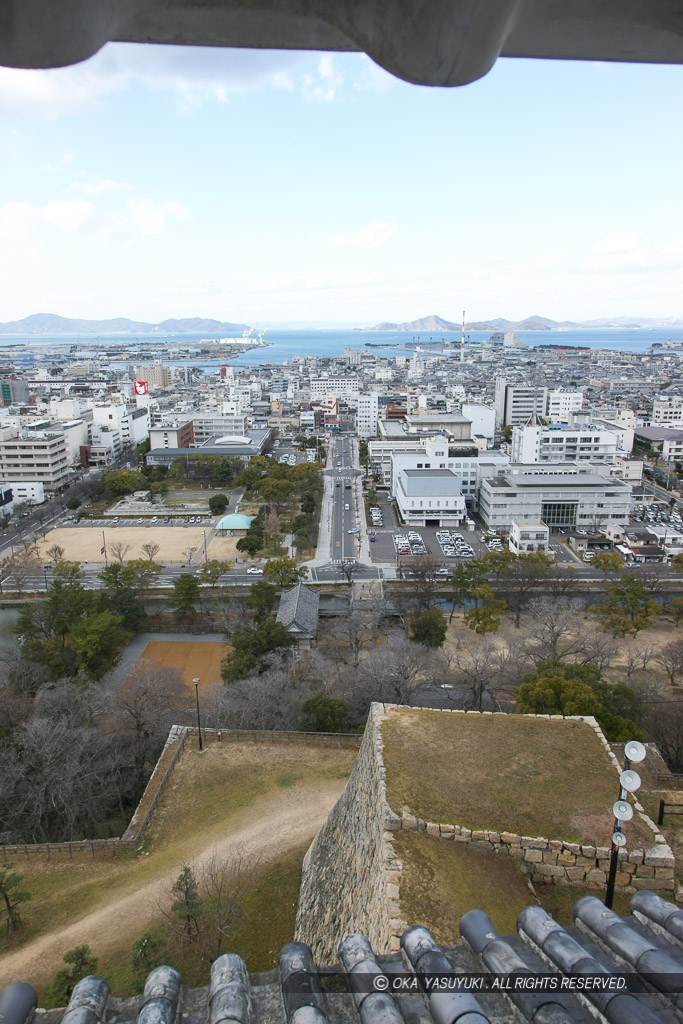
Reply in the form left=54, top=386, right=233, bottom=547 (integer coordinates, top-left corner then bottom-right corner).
left=382, top=708, right=651, bottom=847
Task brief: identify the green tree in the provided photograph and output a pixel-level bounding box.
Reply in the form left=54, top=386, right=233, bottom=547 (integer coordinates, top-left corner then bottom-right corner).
left=301, top=494, right=316, bottom=515
left=300, top=692, right=349, bottom=732
left=448, top=559, right=487, bottom=621
left=130, top=932, right=169, bottom=985
left=208, top=493, right=229, bottom=515
left=591, top=551, right=625, bottom=579
left=669, top=596, right=683, bottom=627
left=196, top=559, right=232, bottom=587
left=483, top=550, right=554, bottom=627
left=236, top=534, right=262, bottom=556
left=589, top=573, right=659, bottom=636
left=171, top=865, right=200, bottom=939
left=246, top=580, right=278, bottom=621
left=69, top=610, right=127, bottom=675
left=263, top=557, right=307, bottom=587
left=166, top=458, right=186, bottom=481
left=410, top=606, right=448, bottom=648
left=46, top=945, right=99, bottom=1007
left=515, top=659, right=643, bottom=741
left=671, top=553, right=683, bottom=573
left=102, top=469, right=148, bottom=498
left=464, top=585, right=507, bottom=634
left=65, top=496, right=81, bottom=511
left=167, top=574, right=201, bottom=616
left=0, top=863, right=31, bottom=934
left=221, top=619, right=296, bottom=683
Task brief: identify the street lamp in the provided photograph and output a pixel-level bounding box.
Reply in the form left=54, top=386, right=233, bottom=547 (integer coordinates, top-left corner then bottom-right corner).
left=193, top=677, right=203, bottom=751
left=605, top=739, right=646, bottom=909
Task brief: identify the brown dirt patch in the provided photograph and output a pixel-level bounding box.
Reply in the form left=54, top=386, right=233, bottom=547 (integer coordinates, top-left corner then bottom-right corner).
left=382, top=707, right=652, bottom=847
left=140, top=640, right=228, bottom=689
left=36, top=526, right=213, bottom=563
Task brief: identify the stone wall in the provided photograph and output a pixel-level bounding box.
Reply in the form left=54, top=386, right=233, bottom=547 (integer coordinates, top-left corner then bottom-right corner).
left=295, top=704, right=405, bottom=962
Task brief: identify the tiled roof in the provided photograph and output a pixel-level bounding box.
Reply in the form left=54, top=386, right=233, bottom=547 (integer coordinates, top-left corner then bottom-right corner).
left=276, top=583, right=320, bottom=639
left=9, top=890, right=683, bottom=1024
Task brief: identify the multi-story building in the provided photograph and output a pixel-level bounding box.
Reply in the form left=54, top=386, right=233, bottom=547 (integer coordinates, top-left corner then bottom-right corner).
left=149, top=421, right=195, bottom=449
left=394, top=468, right=466, bottom=527
left=510, top=424, right=620, bottom=466
left=191, top=412, right=250, bottom=443
left=479, top=465, right=631, bottom=534
left=309, top=376, right=359, bottom=400
left=1, top=379, right=30, bottom=405
left=546, top=388, right=583, bottom=422
left=0, top=431, right=71, bottom=492
left=356, top=392, right=379, bottom=438
left=651, top=397, right=683, bottom=427
left=494, top=379, right=547, bottom=427
left=508, top=520, right=550, bottom=554
left=134, top=361, right=173, bottom=391
left=388, top=437, right=509, bottom=499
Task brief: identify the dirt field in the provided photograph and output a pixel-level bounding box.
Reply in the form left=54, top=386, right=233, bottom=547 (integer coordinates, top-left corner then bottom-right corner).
left=206, top=535, right=244, bottom=559
left=140, top=640, right=227, bottom=688
left=36, top=526, right=213, bottom=563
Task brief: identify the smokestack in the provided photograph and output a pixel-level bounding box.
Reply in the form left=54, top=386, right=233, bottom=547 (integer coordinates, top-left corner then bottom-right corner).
left=461, top=310, right=465, bottom=362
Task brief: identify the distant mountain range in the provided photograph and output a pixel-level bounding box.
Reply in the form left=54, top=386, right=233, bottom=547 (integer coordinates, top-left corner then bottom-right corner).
left=366, top=314, right=683, bottom=332
left=0, top=313, right=250, bottom=335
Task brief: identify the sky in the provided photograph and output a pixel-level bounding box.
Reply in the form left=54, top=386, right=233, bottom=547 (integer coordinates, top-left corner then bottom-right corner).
left=0, top=43, right=682, bottom=326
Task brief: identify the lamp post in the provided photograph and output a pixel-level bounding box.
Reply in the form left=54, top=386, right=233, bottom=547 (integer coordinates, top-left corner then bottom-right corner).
left=605, top=739, right=646, bottom=909
left=193, top=677, right=203, bottom=751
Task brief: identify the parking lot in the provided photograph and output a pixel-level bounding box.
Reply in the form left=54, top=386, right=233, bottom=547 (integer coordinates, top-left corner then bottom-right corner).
left=65, top=515, right=215, bottom=528
left=366, top=491, right=492, bottom=565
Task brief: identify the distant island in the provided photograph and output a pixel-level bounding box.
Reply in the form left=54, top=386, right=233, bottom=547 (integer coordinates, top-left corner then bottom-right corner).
left=0, top=313, right=250, bottom=335
left=363, top=313, right=683, bottom=332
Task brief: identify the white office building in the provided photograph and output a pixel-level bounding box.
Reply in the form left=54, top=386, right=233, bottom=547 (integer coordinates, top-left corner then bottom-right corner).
left=546, top=389, right=583, bottom=422
left=479, top=465, right=631, bottom=534
left=309, top=376, right=359, bottom=400
left=651, top=397, right=683, bottom=427
left=395, top=468, right=466, bottom=527
left=509, top=520, right=550, bottom=555
left=510, top=424, right=621, bottom=466
left=494, top=379, right=547, bottom=428
left=0, top=431, right=71, bottom=492
left=356, top=392, right=379, bottom=439
left=389, top=437, right=509, bottom=500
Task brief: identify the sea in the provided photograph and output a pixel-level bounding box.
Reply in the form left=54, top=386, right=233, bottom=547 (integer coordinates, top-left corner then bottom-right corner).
left=2, top=326, right=683, bottom=373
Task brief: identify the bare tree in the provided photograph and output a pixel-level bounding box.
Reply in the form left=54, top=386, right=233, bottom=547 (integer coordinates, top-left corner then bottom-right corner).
left=624, top=644, right=657, bottom=680
left=352, top=635, right=445, bottom=714
left=263, top=508, right=281, bottom=551
left=336, top=559, right=363, bottom=585
left=575, top=629, right=619, bottom=671
left=183, top=546, right=196, bottom=564
left=402, top=552, right=442, bottom=609
left=141, top=541, right=161, bottom=562
left=453, top=637, right=499, bottom=711
left=522, top=597, right=585, bottom=663
left=211, top=664, right=310, bottom=730
left=0, top=548, right=41, bottom=593
left=46, top=544, right=65, bottom=565
left=323, top=595, right=387, bottom=668
left=160, top=850, right=257, bottom=963
left=644, top=705, right=683, bottom=773
left=109, top=541, right=131, bottom=564
left=656, top=639, right=683, bottom=686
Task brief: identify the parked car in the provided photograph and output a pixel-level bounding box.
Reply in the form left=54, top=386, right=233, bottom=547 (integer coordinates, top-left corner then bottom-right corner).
left=247, top=566, right=264, bottom=574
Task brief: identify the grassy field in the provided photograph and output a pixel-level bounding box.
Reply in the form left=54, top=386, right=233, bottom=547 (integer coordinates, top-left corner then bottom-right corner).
left=0, top=742, right=356, bottom=1000
left=394, top=831, right=631, bottom=945
left=382, top=708, right=652, bottom=847
left=140, top=640, right=228, bottom=689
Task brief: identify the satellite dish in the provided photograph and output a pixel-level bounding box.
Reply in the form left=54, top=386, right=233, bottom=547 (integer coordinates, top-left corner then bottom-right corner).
left=624, top=740, right=647, bottom=763
left=620, top=770, right=641, bottom=793
left=612, top=831, right=627, bottom=847
left=613, top=800, right=633, bottom=821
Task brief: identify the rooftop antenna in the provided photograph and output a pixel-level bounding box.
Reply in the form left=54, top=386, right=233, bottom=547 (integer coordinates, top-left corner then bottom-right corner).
left=460, top=310, right=465, bottom=363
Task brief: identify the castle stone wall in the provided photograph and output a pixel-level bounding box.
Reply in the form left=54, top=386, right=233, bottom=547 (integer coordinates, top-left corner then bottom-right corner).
left=295, top=704, right=405, bottom=962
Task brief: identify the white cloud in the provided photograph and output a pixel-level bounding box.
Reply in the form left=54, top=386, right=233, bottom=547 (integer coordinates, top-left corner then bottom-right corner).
left=594, top=231, right=639, bottom=254
left=45, top=151, right=73, bottom=173
left=70, top=179, right=130, bottom=196
left=328, top=221, right=396, bottom=251
left=0, top=198, right=93, bottom=236
left=126, top=198, right=189, bottom=234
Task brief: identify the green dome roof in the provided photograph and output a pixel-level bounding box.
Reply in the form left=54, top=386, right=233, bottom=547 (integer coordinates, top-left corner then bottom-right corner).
left=216, top=513, right=253, bottom=530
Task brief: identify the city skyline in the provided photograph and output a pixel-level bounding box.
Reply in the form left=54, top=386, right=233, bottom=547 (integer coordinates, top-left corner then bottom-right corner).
left=0, top=44, right=682, bottom=323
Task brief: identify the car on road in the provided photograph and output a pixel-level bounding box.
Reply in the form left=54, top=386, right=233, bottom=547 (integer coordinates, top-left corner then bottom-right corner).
left=247, top=566, right=264, bottom=574
left=348, top=527, right=359, bottom=534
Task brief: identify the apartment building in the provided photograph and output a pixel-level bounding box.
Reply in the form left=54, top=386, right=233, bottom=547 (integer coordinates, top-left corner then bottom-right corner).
left=134, top=361, right=173, bottom=391
left=546, top=388, right=583, bottom=422
left=479, top=466, right=631, bottom=534
left=510, top=424, right=620, bottom=465
left=356, top=392, right=379, bottom=438
left=149, top=421, right=195, bottom=449
left=0, top=379, right=30, bottom=405
left=651, top=397, right=683, bottom=427
left=494, top=379, right=547, bottom=428
left=309, top=376, right=359, bottom=400
left=0, top=431, right=71, bottom=492
left=191, top=412, right=249, bottom=443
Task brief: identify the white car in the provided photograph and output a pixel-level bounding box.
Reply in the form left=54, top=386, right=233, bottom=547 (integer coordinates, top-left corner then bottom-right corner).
left=247, top=566, right=264, bottom=574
